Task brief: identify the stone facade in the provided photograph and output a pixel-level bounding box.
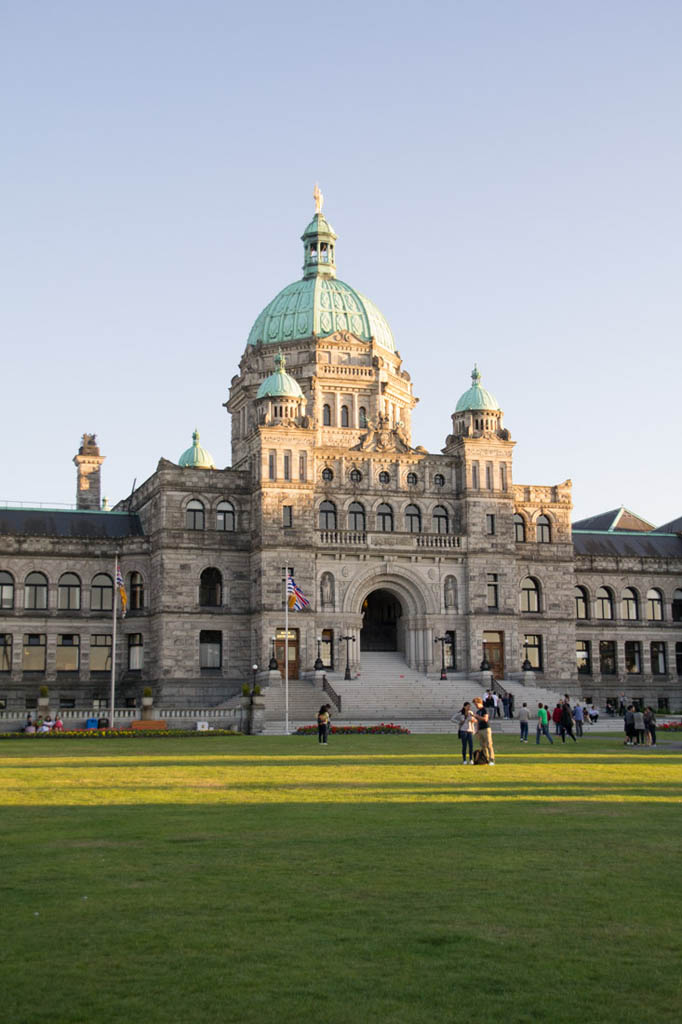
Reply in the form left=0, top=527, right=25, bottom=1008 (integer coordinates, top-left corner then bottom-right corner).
left=0, top=206, right=680, bottom=714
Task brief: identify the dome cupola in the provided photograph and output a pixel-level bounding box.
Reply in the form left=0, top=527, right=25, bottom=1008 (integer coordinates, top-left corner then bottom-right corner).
left=255, top=350, right=306, bottom=426
left=451, top=366, right=506, bottom=440
left=455, top=365, right=500, bottom=413
left=178, top=429, right=216, bottom=469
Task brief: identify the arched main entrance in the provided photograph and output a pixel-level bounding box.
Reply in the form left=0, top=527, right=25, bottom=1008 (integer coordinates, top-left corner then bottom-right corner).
left=361, top=589, right=402, bottom=651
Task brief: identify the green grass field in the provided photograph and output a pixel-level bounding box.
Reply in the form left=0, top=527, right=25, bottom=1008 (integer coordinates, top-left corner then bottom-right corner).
left=2, top=733, right=681, bottom=1024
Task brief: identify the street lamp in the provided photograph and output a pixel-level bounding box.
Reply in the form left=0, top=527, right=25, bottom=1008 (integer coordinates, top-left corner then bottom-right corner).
left=269, top=636, right=278, bottom=671
left=314, top=635, right=323, bottom=672
left=434, top=635, right=448, bottom=680
left=521, top=640, right=532, bottom=672
left=340, top=634, right=356, bottom=680
left=480, top=644, right=490, bottom=672
left=251, top=663, right=258, bottom=697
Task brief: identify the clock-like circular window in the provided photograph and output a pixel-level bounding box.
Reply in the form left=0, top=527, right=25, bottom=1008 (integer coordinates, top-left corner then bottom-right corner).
left=406, top=472, right=418, bottom=486
left=322, top=468, right=334, bottom=482
left=378, top=471, right=390, bottom=484
left=350, top=469, right=362, bottom=483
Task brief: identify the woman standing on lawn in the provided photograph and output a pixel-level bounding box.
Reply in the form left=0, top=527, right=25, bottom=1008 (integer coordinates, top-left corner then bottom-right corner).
left=454, top=702, right=476, bottom=764
left=644, top=707, right=657, bottom=746
left=317, top=705, right=330, bottom=744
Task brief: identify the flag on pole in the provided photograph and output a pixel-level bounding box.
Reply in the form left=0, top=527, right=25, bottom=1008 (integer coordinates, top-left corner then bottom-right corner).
left=286, top=574, right=309, bottom=611
left=116, top=566, right=128, bottom=617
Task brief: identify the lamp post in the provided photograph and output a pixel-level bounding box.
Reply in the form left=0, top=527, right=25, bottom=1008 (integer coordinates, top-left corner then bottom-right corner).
left=269, top=636, right=278, bottom=671
left=480, top=644, right=490, bottom=672
left=521, top=640, right=532, bottom=672
left=341, top=634, right=356, bottom=680
left=251, top=663, right=258, bottom=697
left=314, top=635, right=323, bottom=672
left=434, top=635, right=448, bottom=680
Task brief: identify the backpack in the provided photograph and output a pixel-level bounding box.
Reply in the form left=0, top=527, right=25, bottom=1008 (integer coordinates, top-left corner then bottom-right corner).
left=473, top=749, right=489, bottom=765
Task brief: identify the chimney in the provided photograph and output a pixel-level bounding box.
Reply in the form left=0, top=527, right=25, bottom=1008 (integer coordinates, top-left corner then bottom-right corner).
left=73, top=434, right=105, bottom=510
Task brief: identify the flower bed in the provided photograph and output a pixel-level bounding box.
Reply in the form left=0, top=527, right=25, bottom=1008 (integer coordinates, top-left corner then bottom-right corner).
left=660, top=722, right=682, bottom=732
left=0, top=729, right=241, bottom=740
left=294, top=723, right=410, bottom=735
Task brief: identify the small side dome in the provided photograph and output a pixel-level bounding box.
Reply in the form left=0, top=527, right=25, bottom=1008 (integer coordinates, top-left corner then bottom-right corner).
left=455, top=365, right=500, bottom=412
left=256, top=351, right=305, bottom=399
left=178, top=429, right=216, bottom=469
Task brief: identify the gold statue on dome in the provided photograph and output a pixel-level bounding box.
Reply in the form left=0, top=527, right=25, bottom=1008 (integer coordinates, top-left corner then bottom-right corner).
left=313, top=183, right=323, bottom=214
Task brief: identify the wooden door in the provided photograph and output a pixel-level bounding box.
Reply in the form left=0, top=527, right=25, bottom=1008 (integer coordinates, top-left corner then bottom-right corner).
left=483, top=631, right=504, bottom=680
left=275, top=628, right=299, bottom=680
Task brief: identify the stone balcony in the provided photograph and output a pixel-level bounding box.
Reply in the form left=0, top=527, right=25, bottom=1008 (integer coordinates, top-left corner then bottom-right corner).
left=317, top=530, right=462, bottom=550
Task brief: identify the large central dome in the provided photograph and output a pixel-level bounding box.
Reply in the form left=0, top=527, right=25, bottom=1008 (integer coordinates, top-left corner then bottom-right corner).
left=246, top=207, right=395, bottom=353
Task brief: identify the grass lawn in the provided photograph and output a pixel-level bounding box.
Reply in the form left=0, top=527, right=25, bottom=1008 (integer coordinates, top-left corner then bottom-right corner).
left=2, top=732, right=681, bottom=1024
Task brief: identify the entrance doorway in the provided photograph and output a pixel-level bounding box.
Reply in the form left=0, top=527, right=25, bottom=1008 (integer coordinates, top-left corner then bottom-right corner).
left=483, top=631, right=504, bottom=680
left=274, top=628, right=299, bottom=679
left=360, top=590, right=402, bottom=651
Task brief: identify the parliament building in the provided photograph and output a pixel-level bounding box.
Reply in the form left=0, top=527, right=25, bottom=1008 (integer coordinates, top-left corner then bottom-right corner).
left=1, top=199, right=681, bottom=718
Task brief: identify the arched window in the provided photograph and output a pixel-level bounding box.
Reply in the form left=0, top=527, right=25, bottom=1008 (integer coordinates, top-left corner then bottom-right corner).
left=58, top=572, right=81, bottom=610
left=621, top=588, right=639, bottom=620
left=434, top=474, right=445, bottom=488
left=349, top=468, right=362, bottom=484
left=377, top=503, right=394, bottom=532
left=513, top=514, right=526, bottom=542
left=574, top=586, right=589, bottom=620
left=647, top=588, right=664, bottom=621
left=216, top=500, right=235, bottom=532
left=91, top=573, right=113, bottom=612
left=407, top=472, right=418, bottom=486
left=536, top=515, right=551, bottom=543
left=595, top=587, right=613, bottom=620
left=129, top=571, right=144, bottom=611
left=405, top=504, right=422, bottom=533
left=323, top=404, right=331, bottom=426
left=378, top=471, right=390, bottom=485
left=319, top=501, right=337, bottom=530
left=321, top=467, right=334, bottom=482
left=24, top=571, right=48, bottom=610
left=0, top=571, right=15, bottom=610
left=186, top=499, right=205, bottom=531
left=520, top=577, right=540, bottom=613
left=359, top=407, right=368, bottom=428
left=341, top=405, right=349, bottom=427
left=348, top=502, right=365, bottom=531
left=432, top=506, right=448, bottom=534
left=672, top=588, right=682, bottom=623
left=199, top=568, right=222, bottom=607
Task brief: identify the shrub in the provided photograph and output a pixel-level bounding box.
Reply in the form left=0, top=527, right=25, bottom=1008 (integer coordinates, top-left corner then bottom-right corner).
left=39, top=685, right=49, bottom=698
left=143, top=687, right=153, bottom=698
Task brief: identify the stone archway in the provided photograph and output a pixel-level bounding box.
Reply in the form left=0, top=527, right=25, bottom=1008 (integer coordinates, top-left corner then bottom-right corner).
left=360, top=589, right=402, bottom=651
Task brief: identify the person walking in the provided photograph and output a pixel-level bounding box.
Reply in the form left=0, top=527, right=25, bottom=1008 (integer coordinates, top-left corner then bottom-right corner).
left=453, top=702, right=476, bottom=764
left=552, top=703, right=563, bottom=735
left=560, top=700, right=578, bottom=743
left=572, top=703, right=584, bottom=738
left=644, top=707, right=657, bottom=746
left=316, top=705, right=330, bottom=744
left=518, top=702, right=529, bottom=742
left=472, top=697, right=495, bottom=765
left=536, top=703, right=554, bottom=744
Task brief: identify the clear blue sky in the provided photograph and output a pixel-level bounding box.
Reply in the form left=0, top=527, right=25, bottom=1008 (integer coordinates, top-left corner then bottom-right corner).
left=2, top=0, right=680, bottom=525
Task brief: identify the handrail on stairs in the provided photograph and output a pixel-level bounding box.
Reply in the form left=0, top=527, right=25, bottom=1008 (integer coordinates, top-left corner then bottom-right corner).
left=322, top=674, right=342, bottom=713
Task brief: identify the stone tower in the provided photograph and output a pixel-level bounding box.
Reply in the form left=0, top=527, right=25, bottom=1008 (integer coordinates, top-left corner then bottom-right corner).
left=73, top=434, right=105, bottom=510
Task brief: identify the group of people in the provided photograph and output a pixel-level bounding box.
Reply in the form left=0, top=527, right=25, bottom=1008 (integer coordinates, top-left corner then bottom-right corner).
left=623, top=705, right=657, bottom=746
left=453, top=697, right=495, bottom=765
left=24, top=714, right=63, bottom=734
left=482, top=689, right=514, bottom=719
left=316, top=704, right=333, bottom=744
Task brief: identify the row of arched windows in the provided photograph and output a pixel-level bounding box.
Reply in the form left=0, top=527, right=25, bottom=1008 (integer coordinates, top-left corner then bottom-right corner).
left=575, top=586, right=682, bottom=622
left=322, top=404, right=368, bottom=428
left=514, top=514, right=552, bottom=543
left=186, top=500, right=236, bottom=532
left=0, top=571, right=144, bottom=612
left=318, top=502, right=450, bottom=534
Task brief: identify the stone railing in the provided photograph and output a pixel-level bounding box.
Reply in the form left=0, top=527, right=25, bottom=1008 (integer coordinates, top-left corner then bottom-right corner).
left=0, top=706, right=242, bottom=733
left=317, top=531, right=462, bottom=549
left=319, top=530, right=367, bottom=545
left=317, top=365, right=374, bottom=379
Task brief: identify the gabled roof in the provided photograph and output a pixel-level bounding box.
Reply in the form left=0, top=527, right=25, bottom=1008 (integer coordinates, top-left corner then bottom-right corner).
left=572, top=507, right=654, bottom=533
left=653, top=515, right=682, bottom=534
left=0, top=508, right=144, bottom=539
left=572, top=531, right=682, bottom=558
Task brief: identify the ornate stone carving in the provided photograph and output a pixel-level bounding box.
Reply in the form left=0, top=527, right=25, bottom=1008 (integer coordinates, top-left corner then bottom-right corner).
left=352, top=412, right=413, bottom=453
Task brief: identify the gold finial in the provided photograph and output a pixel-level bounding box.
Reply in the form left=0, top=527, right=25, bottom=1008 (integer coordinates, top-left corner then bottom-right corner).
left=313, top=183, right=323, bottom=215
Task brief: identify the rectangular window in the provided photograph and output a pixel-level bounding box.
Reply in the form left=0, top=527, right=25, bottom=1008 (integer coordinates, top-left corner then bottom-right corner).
left=128, top=634, right=143, bottom=671
left=650, top=641, right=666, bottom=675
left=485, top=463, right=493, bottom=490
left=282, top=506, right=293, bottom=528
left=576, top=640, right=591, bottom=675
left=524, top=634, right=543, bottom=670
left=444, top=629, right=456, bottom=669
left=486, top=573, right=499, bottom=610
left=471, top=462, right=479, bottom=490
left=499, top=463, right=507, bottom=491
left=56, top=634, right=80, bottom=673
left=22, top=634, right=46, bottom=672
left=486, top=514, right=496, bottom=535
left=599, top=640, right=617, bottom=675
left=299, top=452, right=307, bottom=481
left=321, top=628, right=334, bottom=669
left=59, top=697, right=75, bottom=709
left=200, top=630, right=222, bottom=669
left=0, top=634, right=12, bottom=673
left=624, top=641, right=641, bottom=674
left=283, top=453, right=291, bottom=481
left=268, top=451, right=276, bottom=480
left=90, top=635, right=112, bottom=672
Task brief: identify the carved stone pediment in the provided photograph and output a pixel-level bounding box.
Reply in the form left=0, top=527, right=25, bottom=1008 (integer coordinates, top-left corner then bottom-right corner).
left=352, top=413, right=413, bottom=453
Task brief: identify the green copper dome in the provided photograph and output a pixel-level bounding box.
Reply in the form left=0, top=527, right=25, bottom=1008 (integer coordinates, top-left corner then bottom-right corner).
left=178, top=429, right=216, bottom=469
left=455, top=366, right=500, bottom=412
left=257, top=351, right=305, bottom=399
left=246, top=204, right=395, bottom=353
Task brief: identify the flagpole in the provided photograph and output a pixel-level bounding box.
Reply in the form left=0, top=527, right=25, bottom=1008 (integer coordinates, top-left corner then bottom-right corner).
left=284, top=566, right=289, bottom=736
left=109, top=552, right=118, bottom=730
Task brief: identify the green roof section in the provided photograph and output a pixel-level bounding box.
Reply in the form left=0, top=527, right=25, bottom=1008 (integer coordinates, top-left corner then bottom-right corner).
left=178, top=429, right=216, bottom=469
left=455, top=365, right=500, bottom=413
left=246, top=199, right=395, bottom=354
left=256, top=350, right=305, bottom=399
